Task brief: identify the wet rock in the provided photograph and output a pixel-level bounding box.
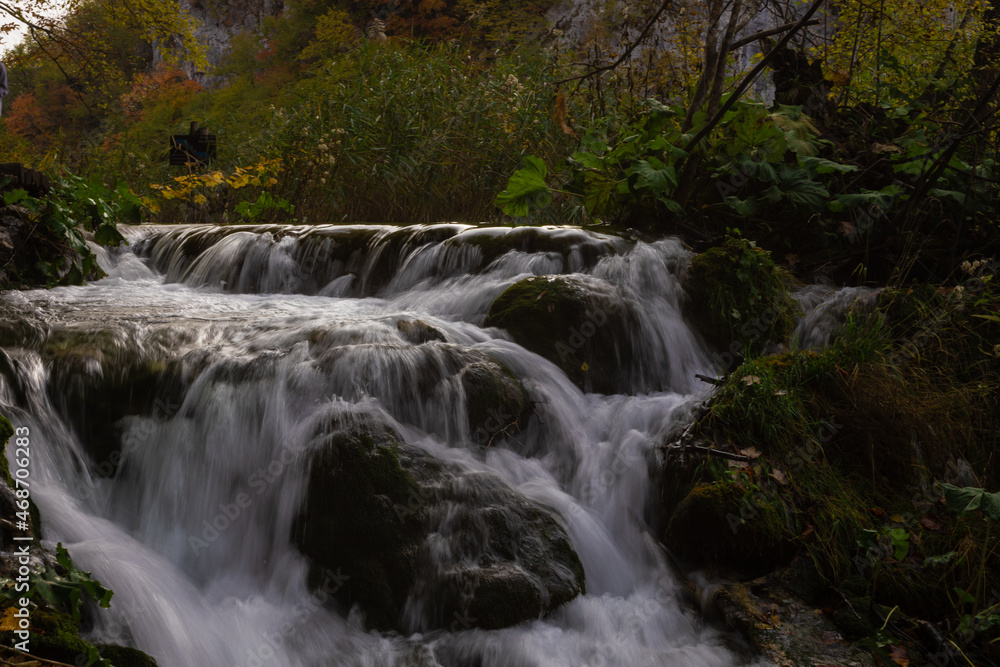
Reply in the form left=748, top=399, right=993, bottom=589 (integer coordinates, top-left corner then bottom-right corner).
left=484, top=275, right=636, bottom=394
left=709, top=578, right=877, bottom=667
left=40, top=329, right=184, bottom=471
left=94, top=644, right=160, bottom=666
left=396, top=319, right=447, bottom=345
left=460, top=360, right=530, bottom=448
left=294, top=412, right=585, bottom=633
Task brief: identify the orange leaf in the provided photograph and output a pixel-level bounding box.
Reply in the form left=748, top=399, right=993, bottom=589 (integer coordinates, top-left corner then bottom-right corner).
left=889, top=645, right=910, bottom=666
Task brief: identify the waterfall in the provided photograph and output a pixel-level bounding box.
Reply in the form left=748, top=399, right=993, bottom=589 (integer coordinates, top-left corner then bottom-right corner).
left=1, top=224, right=764, bottom=667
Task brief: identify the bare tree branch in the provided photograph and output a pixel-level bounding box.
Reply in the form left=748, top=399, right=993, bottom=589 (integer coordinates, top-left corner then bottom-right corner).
left=729, top=19, right=821, bottom=51
left=681, top=0, right=827, bottom=154
left=552, top=0, right=675, bottom=87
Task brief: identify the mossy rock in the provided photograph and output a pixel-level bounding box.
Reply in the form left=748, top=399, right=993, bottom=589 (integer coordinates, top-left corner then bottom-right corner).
left=0, top=300, right=47, bottom=350
left=665, top=482, right=794, bottom=576
left=0, top=605, right=156, bottom=666
left=461, top=360, right=530, bottom=447
left=39, top=329, right=184, bottom=471
left=295, top=411, right=585, bottom=633
left=96, top=643, right=160, bottom=666
left=484, top=275, right=636, bottom=394
left=683, top=234, right=798, bottom=359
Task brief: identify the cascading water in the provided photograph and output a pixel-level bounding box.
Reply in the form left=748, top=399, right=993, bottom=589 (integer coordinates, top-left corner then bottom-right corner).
left=1, top=224, right=767, bottom=666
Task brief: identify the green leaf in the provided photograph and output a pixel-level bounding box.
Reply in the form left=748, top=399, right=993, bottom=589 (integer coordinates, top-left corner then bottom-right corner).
left=94, top=223, right=127, bottom=247
left=632, top=158, right=677, bottom=194
left=942, top=484, right=1000, bottom=520
left=800, top=156, right=859, bottom=174
left=496, top=156, right=552, bottom=217
left=570, top=151, right=605, bottom=170
left=888, top=527, right=910, bottom=560
left=725, top=196, right=758, bottom=217
left=857, top=529, right=879, bottom=550
left=923, top=551, right=957, bottom=567
left=581, top=132, right=609, bottom=155
left=955, top=587, right=976, bottom=605
left=3, top=189, right=31, bottom=206
left=928, top=188, right=966, bottom=206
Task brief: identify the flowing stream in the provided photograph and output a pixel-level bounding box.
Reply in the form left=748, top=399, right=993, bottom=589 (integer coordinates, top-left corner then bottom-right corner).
left=1, top=224, right=767, bottom=667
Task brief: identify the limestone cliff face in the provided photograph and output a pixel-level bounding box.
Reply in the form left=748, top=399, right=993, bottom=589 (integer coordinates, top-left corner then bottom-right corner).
left=156, top=0, right=284, bottom=80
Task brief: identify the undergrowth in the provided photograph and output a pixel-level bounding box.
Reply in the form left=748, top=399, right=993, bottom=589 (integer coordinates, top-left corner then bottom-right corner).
left=674, top=258, right=1000, bottom=661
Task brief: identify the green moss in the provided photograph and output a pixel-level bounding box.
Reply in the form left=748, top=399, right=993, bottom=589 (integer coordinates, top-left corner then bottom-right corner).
left=486, top=276, right=584, bottom=357
left=666, top=482, right=793, bottom=576
left=484, top=275, right=634, bottom=393
left=683, top=232, right=798, bottom=357
left=677, top=277, right=1000, bottom=656
left=0, top=605, right=158, bottom=666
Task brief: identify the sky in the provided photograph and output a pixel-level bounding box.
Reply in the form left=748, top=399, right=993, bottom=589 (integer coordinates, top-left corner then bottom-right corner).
left=1, top=2, right=69, bottom=55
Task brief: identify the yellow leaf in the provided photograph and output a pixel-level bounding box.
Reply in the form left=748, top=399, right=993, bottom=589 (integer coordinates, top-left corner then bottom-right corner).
left=193, top=194, right=208, bottom=205
left=742, top=375, right=761, bottom=386
left=201, top=172, right=225, bottom=187
left=1, top=607, right=19, bottom=631
left=581, top=362, right=590, bottom=371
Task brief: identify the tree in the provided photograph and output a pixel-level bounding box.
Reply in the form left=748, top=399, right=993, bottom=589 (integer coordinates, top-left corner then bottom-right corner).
left=1, top=0, right=206, bottom=152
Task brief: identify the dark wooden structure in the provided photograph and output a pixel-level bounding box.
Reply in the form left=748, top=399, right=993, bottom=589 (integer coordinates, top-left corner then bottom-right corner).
left=169, top=121, right=217, bottom=166
left=0, top=163, right=51, bottom=198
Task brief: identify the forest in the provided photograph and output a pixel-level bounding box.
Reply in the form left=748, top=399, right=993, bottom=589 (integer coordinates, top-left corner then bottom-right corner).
left=0, top=0, right=998, bottom=666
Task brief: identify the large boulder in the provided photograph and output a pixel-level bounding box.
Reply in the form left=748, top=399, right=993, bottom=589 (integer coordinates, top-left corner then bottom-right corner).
left=294, top=412, right=585, bottom=633
left=484, top=275, right=636, bottom=394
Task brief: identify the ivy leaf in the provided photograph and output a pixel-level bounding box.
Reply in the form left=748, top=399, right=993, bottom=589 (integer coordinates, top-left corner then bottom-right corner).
left=496, top=156, right=552, bottom=217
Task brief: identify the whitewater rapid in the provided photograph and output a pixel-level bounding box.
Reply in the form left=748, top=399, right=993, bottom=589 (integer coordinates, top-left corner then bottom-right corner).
left=1, top=224, right=766, bottom=667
